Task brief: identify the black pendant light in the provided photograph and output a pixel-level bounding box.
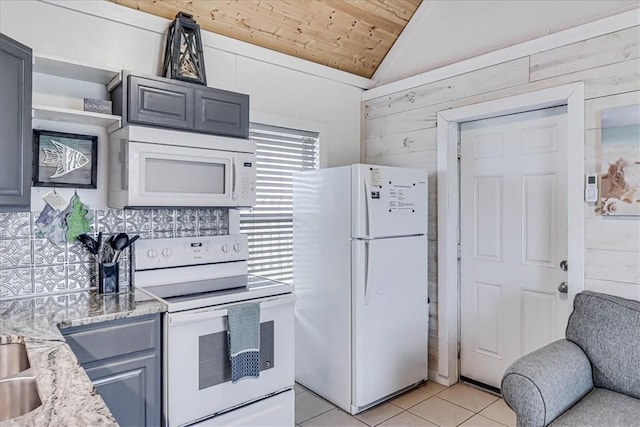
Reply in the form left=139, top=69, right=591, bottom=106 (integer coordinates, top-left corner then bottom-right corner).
left=162, top=12, right=207, bottom=85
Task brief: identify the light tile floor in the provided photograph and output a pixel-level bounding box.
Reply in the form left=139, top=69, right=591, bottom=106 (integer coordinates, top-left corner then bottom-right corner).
left=295, top=382, right=516, bottom=427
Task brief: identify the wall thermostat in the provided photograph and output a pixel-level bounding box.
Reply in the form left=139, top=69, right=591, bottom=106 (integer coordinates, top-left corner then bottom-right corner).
left=585, top=174, right=598, bottom=202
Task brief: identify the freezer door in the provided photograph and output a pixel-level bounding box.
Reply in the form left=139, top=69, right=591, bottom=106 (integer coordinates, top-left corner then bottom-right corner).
left=352, top=236, right=429, bottom=412
left=352, top=165, right=428, bottom=238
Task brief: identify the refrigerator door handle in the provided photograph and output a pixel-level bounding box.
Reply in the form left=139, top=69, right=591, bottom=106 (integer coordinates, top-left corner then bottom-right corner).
left=364, top=240, right=372, bottom=306
left=363, top=179, right=372, bottom=239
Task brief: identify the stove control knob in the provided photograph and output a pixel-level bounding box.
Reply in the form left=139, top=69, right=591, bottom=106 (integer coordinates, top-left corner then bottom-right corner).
left=162, top=248, right=172, bottom=257
left=147, top=249, right=158, bottom=258
left=222, top=244, right=230, bottom=253
left=233, top=243, right=240, bottom=252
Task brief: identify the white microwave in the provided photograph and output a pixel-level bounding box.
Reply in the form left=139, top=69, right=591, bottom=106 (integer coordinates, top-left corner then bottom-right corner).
left=108, top=126, right=256, bottom=208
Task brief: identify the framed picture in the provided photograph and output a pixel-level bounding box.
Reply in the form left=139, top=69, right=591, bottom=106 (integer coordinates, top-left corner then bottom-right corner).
left=597, top=104, right=640, bottom=216
left=33, top=130, right=98, bottom=189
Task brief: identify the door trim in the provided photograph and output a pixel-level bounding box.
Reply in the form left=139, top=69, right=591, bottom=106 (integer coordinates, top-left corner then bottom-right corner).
left=435, top=83, right=585, bottom=386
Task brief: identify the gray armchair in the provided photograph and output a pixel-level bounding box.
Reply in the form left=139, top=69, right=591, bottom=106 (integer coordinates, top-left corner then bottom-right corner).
left=501, top=291, right=640, bottom=427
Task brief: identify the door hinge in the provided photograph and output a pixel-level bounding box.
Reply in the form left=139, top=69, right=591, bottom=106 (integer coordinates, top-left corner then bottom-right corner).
left=457, top=343, right=461, bottom=359
left=457, top=141, right=461, bottom=159
left=457, top=244, right=461, bottom=259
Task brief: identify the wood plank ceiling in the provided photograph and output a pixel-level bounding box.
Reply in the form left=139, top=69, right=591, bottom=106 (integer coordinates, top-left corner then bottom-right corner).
left=109, top=0, right=422, bottom=78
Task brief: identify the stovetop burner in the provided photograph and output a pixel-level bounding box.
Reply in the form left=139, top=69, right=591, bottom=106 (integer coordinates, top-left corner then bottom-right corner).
left=138, top=274, right=292, bottom=312
left=141, top=274, right=249, bottom=300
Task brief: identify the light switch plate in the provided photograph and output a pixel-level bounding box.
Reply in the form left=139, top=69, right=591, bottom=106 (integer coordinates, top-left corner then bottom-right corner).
left=585, top=174, right=598, bottom=202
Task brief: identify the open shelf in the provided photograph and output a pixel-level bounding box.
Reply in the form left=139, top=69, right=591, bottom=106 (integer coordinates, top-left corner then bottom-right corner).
left=31, top=54, right=122, bottom=130
left=33, top=105, right=121, bottom=128
left=33, top=53, right=120, bottom=85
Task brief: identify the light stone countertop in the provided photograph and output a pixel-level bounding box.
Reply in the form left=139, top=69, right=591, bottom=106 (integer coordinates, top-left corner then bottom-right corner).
left=0, top=290, right=167, bottom=426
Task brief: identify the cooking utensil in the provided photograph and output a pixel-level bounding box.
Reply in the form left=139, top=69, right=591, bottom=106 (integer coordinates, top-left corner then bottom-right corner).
left=105, top=235, right=115, bottom=264
left=121, top=235, right=140, bottom=251
left=77, top=234, right=98, bottom=255
left=112, top=234, right=140, bottom=263
left=115, top=235, right=139, bottom=262
left=96, top=232, right=103, bottom=261
left=111, top=232, right=129, bottom=263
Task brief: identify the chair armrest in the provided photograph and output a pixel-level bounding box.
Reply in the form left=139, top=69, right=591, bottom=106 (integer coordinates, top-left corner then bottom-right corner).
left=501, top=339, right=593, bottom=427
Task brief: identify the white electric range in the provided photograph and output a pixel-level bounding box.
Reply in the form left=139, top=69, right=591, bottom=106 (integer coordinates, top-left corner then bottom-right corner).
left=134, top=235, right=295, bottom=427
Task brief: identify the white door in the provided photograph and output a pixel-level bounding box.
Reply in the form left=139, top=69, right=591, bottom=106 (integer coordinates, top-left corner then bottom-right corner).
left=352, top=165, right=428, bottom=239
left=352, top=235, right=429, bottom=413
left=460, top=106, right=574, bottom=388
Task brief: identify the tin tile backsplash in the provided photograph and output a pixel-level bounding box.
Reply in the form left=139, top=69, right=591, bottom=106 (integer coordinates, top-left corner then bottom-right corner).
left=0, top=208, right=229, bottom=300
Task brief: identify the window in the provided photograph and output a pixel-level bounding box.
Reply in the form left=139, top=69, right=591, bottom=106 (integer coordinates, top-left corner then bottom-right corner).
left=240, top=123, right=320, bottom=283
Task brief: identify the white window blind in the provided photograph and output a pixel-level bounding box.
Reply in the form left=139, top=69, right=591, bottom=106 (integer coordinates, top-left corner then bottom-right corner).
left=240, top=123, right=319, bottom=283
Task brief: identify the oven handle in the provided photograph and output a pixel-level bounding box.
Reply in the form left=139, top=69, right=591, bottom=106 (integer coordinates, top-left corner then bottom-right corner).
left=168, top=293, right=296, bottom=326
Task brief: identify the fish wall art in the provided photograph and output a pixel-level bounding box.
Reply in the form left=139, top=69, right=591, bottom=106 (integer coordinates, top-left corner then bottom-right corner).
left=42, top=139, right=90, bottom=178
left=33, top=130, right=98, bottom=189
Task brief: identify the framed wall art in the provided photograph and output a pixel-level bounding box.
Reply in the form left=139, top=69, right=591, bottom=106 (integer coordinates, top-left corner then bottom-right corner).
left=597, top=104, right=640, bottom=216
left=32, top=130, right=98, bottom=189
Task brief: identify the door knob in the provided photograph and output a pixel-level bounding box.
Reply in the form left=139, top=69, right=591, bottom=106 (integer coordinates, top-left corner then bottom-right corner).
left=558, top=282, right=568, bottom=293
left=560, top=260, right=568, bottom=271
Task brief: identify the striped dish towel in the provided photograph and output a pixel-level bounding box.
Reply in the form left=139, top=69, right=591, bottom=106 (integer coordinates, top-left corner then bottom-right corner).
left=227, top=302, right=261, bottom=383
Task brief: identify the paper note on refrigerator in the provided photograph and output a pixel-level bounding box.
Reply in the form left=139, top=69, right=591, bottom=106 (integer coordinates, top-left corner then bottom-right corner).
left=389, top=186, right=415, bottom=211
left=370, top=168, right=382, bottom=186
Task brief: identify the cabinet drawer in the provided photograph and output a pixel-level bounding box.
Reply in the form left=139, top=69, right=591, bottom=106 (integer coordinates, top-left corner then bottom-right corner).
left=63, top=314, right=159, bottom=364
left=128, top=76, right=193, bottom=130
left=195, top=88, right=249, bottom=138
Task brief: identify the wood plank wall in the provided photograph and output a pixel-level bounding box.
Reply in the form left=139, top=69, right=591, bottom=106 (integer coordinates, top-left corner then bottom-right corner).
left=363, top=26, right=640, bottom=376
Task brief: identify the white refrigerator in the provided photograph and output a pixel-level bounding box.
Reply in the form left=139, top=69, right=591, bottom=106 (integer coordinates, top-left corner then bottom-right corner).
left=293, top=164, right=429, bottom=415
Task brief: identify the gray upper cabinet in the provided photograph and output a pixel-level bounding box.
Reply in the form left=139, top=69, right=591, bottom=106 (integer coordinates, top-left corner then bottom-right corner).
left=128, top=75, right=194, bottom=130
left=195, top=87, right=249, bottom=139
left=62, top=314, right=161, bottom=427
left=0, top=33, right=32, bottom=212
left=111, top=72, right=249, bottom=138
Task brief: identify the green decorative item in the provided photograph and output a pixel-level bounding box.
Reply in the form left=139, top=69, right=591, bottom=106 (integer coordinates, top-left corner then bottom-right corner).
left=65, top=193, right=91, bottom=242
left=35, top=204, right=68, bottom=245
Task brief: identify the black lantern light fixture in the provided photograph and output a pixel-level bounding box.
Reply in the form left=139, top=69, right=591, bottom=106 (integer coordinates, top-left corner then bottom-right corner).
left=162, top=12, right=207, bottom=86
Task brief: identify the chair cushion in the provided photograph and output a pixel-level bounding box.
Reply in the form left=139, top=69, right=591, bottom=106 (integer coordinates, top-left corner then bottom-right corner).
left=550, top=388, right=640, bottom=427
left=565, top=291, right=640, bottom=398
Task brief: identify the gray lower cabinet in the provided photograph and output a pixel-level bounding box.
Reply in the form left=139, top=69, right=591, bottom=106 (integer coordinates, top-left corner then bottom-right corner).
left=111, top=72, right=249, bottom=139
left=62, top=314, right=161, bottom=427
left=0, top=33, right=32, bottom=211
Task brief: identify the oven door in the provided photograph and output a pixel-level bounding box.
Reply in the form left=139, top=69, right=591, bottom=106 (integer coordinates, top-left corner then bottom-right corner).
left=128, top=141, right=237, bottom=207
left=165, top=293, right=295, bottom=427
